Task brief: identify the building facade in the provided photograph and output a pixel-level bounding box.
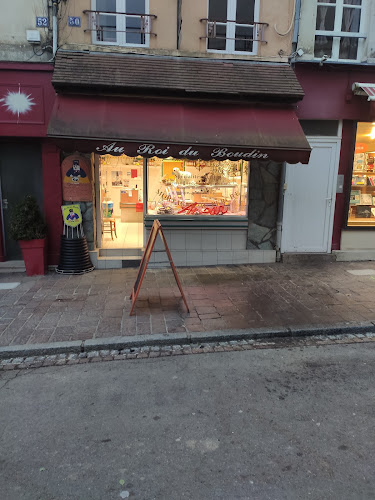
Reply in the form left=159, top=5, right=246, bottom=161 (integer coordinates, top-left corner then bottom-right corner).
left=1, top=0, right=312, bottom=268
left=289, top=0, right=375, bottom=261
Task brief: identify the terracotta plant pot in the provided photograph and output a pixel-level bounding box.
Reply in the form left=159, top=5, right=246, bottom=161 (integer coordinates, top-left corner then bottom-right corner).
left=19, top=238, right=47, bottom=276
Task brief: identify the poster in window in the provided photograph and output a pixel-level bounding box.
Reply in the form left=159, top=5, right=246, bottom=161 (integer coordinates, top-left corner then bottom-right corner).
left=356, top=206, right=372, bottom=218
left=359, top=193, right=373, bottom=205
left=61, top=154, right=92, bottom=201
left=350, top=190, right=361, bottom=205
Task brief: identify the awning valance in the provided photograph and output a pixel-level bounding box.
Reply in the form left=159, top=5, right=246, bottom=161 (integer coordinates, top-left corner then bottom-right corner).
left=47, top=95, right=311, bottom=164
left=352, top=82, right=375, bottom=101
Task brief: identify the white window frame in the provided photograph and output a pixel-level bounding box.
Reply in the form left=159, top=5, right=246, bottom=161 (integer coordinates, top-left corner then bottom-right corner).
left=206, top=0, right=260, bottom=55
left=314, top=0, right=367, bottom=62
left=91, top=0, right=150, bottom=48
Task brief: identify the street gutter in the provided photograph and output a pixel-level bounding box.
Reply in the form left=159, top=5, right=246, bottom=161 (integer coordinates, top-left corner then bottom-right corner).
left=1, top=321, right=375, bottom=359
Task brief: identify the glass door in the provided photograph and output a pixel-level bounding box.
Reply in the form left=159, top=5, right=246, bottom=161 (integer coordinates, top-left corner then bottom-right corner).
left=98, top=154, right=144, bottom=249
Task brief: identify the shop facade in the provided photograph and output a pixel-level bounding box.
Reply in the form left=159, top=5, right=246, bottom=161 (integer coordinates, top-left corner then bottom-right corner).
left=292, top=62, right=375, bottom=261
left=0, top=63, right=62, bottom=265
left=48, top=52, right=311, bottom=268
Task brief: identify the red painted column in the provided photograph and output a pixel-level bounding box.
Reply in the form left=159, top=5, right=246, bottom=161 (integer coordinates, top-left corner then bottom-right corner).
left=331, top=120, right=356, bottom=250
left=0, top=204, right=5, bottom=262
left=42, top=142, right=62, bottom=265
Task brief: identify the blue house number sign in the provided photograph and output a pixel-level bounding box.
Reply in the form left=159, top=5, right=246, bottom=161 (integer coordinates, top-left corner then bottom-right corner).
left=68, top=16, right=81, bottom=27
left=36, top=17, right=49, bottom=27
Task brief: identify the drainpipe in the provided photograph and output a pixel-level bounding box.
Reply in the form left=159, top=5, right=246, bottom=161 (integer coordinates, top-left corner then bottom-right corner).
left=177, top=0, right=182, bottom=49
left=276, top=163, right=287, bottom=262
left=52, top=0, right=58, bottom=58
left=292, top=0, right=301, bottom=53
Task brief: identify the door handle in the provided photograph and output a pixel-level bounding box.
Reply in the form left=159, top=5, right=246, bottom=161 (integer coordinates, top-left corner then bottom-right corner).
left=2, top=199, right=8, bottom=210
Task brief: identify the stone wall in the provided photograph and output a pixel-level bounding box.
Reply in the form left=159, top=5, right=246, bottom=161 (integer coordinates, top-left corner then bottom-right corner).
left=247, top=161, right=282, bottom=250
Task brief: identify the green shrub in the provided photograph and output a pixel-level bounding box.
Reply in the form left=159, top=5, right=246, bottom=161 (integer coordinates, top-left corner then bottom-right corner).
left=9, top=195, right=47, bottom=241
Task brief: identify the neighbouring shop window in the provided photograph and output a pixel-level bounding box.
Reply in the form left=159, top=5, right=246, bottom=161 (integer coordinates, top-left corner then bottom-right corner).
left=147, top=157, right=249, bottom=216
left=207, top=0, right=259, bottom=54
left=314, top=0, right=364, bottom=61
left=348, top=122, right=375, bottom=226
left=93, top=0, right=148, bottom=46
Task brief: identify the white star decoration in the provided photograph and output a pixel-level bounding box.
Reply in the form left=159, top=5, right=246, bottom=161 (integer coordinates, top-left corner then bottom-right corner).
left=0, top=87, right=35, bottom=120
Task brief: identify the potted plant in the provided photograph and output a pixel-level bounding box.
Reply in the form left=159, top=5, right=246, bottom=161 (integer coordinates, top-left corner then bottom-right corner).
left=9, top=195, right=48, bottom=276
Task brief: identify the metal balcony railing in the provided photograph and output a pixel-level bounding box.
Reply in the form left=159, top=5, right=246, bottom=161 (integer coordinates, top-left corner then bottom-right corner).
left=200, top=18, right=268, bottom=44
left=83, top=10, right=157, bottom=43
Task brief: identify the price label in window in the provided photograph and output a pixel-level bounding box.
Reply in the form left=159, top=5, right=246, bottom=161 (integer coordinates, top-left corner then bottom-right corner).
left=36, top=17, right=49, bottom=28
left=68, top=16, right=81, bottom=27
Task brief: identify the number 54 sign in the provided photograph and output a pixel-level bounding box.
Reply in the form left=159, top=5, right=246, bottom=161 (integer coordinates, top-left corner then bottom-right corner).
left=68, top=16, right=81, bottom=27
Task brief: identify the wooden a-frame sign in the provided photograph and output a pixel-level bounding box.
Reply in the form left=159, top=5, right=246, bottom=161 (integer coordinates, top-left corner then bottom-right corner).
left=130, top=219, right=189, bottom=315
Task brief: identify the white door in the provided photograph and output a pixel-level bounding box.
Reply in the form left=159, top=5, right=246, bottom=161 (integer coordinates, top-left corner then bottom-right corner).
left=281, top=138, right=340, bottom=253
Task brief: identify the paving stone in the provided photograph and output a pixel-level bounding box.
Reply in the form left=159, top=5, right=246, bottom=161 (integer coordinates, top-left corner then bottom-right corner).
left=11, top=357, right=25, bottom=364
left=3, top=364, right=16, bottom=370
left=114, top=354, right=127, bottom=360
left=149, top=351, right=161, bottom=358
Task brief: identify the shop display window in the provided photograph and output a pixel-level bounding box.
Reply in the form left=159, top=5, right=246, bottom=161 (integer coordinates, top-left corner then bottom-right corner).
left=348, top=122, right=375, bottom=226
left=147, top=157, right=249, bottom=217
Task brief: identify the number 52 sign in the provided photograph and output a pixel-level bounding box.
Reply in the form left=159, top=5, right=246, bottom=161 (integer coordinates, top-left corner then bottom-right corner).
left=36, top=17, right=49, bottom=27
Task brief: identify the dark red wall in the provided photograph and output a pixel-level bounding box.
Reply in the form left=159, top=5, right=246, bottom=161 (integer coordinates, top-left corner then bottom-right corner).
left=0, top=63, right=56, bottom=138
left=295, top=63, right=375, bottom=121
left=42, top=142, right=62, bottom=265
left=295, top=63, right=375, bottom=250
left=0, top=64, right=61, bottom=264
left=331, top=120, right=356, bottom=250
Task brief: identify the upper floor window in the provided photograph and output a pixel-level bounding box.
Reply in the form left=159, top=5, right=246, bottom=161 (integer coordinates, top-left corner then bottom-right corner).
left=314, top=0, right=365, bottom=60
left=91, top=0, right=150, bottom=46
left=206, top=0, right=261, bottom=54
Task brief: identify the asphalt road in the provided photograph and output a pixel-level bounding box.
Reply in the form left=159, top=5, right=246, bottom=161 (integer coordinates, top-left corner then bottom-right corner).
left=1, top=342, right=375, bottom=500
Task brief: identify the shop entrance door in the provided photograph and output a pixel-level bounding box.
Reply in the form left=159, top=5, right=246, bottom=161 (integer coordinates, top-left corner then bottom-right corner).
left=281, top=138, right=340, bottom=253
left=0, top=143, right=43, bottom=260
left=97, top=154, right=144, bottom=250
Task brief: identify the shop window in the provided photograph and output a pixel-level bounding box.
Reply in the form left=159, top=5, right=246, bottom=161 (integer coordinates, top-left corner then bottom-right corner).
left=314, top=0, right=365, bottom=61
left=348, top=122, right=375, bottom=226
left=147, top=158, right=248, bottom=217
left=206, top=0, right=260, bottom=54
left=91, top=0, right=149, bottom=46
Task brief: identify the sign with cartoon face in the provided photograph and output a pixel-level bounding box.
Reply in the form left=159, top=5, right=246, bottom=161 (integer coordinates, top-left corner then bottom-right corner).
left=62, top=204, right=82, bottom=228
left=61, top=154, right=92, bottom=201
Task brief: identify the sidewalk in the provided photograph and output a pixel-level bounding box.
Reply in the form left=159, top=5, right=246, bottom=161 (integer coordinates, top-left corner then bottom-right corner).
left=0, top=260, right=375, bottom=351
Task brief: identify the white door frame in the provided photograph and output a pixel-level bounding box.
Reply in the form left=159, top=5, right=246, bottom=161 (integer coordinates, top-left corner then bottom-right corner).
left=281, top=136, right=341, bottom=253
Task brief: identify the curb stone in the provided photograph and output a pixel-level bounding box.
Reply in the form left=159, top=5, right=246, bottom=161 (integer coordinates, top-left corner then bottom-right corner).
left=1, top=322, right=375, bottom=360
left=2, top=333, right=375, bottom=371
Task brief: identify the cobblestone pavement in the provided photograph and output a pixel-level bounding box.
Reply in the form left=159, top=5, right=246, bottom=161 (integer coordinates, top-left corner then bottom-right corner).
left=1, top=331, right=374, bottom=370
left=1, top=261, right=375, bottom=347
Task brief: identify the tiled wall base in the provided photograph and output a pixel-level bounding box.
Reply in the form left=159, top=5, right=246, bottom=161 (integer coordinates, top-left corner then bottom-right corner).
left=91, top=249, right=276, bottom=269
left=92, top=229, right=277, bottom=269
left=333, top=250, right=375, bottom=262
left=148, top=249, right=276, bottom=267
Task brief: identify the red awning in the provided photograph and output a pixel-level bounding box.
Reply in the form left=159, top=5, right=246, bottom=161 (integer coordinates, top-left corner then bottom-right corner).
left=47, top=95, right=311, bottom=164
left=352, top=82, right=375, bottom=101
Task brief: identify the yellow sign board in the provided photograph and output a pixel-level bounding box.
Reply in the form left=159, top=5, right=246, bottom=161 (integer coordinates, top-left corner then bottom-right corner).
left=62, top=204, right=82, bottom=228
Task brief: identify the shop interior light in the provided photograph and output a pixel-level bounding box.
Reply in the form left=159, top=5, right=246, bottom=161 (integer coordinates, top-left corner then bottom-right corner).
left=370, top=124, right=375, bottom=140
